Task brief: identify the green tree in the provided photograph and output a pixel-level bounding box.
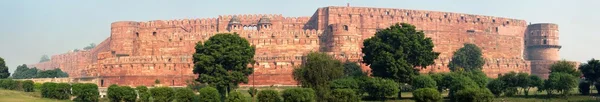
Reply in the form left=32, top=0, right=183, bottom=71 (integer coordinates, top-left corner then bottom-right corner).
left=22, top=80, right=34, bottom=92
left=329, top=89, right=360, bottom=102
left=550, top=60, right=581, bottom=77
left=292, top=52, right=344, bottom=101
left=39, top=55, right=50, bottom=63
left=411, top=75, right=437, bottom=90
left=0, top=57, right=10, bottom=78
left=72, top=83, right=99, bottom=102
left=193, top=33, right=255, bottom=97
left=364, top=77, right=399, bottom=100
left=36, top=68, right=68, bottom=78
left=579, top=58, right=600, bottom=93
left=412, top=88, right=442, bottom=102
left=448, top=43, right=485, bottom=72
left=248, top=87, right=258, bottom=98
left=226, top=91, right=248, bottom=102
left=121, top=86, right=137, bottom=102
left=198, top=87, right=221, bottom=102
left=361, top=23, right=439, bottom=98
left=257, top=89, right=281, bottom=102
left=486, top=79, right=506, bottom=97
left=175, top=88, right=195, bottom=102
left=83, top=43, right=96, bottom=50
left=342, top=61, right=365, bottom=77
left=545, top=72, right=578, bottom=96
left=281, top=88, right=316, bottom=102
left=136, top=86, right=150, bottom=102
left=107, top=85, right=122, bottom=102
left=13, top=64, right=41, bottom=79
left=150, top=87, right=175, bottom=102
left=329, top=77, right=360, bottom=95
left=454, top=88, right=494, bottom=102
left=428, top=73, right=448, bottom=92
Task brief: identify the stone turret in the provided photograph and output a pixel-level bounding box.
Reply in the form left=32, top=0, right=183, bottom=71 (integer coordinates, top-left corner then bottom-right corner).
left=258, top=16, right=272, bottom=31
left=228, top=16, right=242, bottom=31
left=325, top=23, right=361, bottom=61
left=526, top=23, right=562, bottom=78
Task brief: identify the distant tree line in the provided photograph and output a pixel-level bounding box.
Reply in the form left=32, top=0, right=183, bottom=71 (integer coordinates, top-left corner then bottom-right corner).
left=12, top=64, right=68, bottom=79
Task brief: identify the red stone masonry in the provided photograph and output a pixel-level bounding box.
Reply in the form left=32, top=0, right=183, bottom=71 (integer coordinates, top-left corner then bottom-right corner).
left=30, top=6, right=563, bottom=87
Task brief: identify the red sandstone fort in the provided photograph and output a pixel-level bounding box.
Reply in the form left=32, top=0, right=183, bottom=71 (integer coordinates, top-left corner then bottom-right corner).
left=30, top=6, right=563, bottom=87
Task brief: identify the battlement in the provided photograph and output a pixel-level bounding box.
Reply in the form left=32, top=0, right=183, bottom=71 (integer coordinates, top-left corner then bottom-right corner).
left=325, top=6, right=527, bottom=27
left=101, top=56, right=193, bottom=65
left=218, top=14, right=283, bottom=20
left=527, top=23, right=558, bottom=30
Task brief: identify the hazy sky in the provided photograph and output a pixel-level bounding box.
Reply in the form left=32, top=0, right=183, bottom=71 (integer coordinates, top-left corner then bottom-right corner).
left=0, top=0, right=598, bottom=73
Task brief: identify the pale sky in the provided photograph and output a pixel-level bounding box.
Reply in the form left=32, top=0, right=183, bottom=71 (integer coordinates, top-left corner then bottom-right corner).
left=0, top=0, right=598, bottom=73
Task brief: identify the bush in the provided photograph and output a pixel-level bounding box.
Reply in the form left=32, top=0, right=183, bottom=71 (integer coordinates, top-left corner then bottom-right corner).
left=22, top=80, right=34, bottom=92
left=175, top=88, right=195, bottom=102
left=330, top=77, right=360, bottom=94
left=121, top=86, right=137, bottom=102
left=545, top=72, right=578, bottom=96
left=198, top=87, right=220, bottom=102
left=72, top=83, right=99, bottom=102
left=486, top=79, right=506, bottom=97
left=248, top=87, right=258, bottom=98
left=454, top=88, right=494, bottom=102
left=363, top=77, right=399, bottom=100
left=34, top=83, right=42, bottom=91
left=281, top=88, right=316, bottom=102
left=107, top=84, right=122, bottom=102
left=412, top=88, right=442, bottom=102
left=328, top=89, right=360, bottom=102
left=579, top=82, right=591, bottom=95
left=150, top=87, right=175, bottom=102
left=136, top=86, right=150, bottom=102
left=411, top=75, right=437, bottom=90
left=226, top=91, right=249, bottom=102
left=54, top=83, right=71, bottom=100
left=257, top=89, right=281, bottom=102
left=41, top=82, right=57, bottom=98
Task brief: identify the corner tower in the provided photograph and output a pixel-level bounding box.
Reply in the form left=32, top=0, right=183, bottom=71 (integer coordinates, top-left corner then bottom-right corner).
left=110, top=21, right=139, bottom=56
left=526, top=23, right=562, bottom=78
left=325, top=23, right=362, bottom=62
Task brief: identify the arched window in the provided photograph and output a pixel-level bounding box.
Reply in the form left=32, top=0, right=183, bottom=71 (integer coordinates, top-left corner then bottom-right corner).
left=343, top=25, right=349, bottom=31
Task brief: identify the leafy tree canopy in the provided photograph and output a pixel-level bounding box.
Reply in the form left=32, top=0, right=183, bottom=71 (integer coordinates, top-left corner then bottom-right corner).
left=362, top=23, right=439, bottom=84
left=448, top=43, right=485, bottom=72
left=193, top=33, right=255, bottom=96
left=550, top=60, right=581, bottom=77
left=0, top=57, right=10, bottom=78
left=12, top=64, right=39, bottom=79
left=83, top=43, right=96, bottom=50
left=342, top=61, right=366, bottom=77
left=293, top=52, right=344, bottom=101
left=580, top=58, right=600, bottom=82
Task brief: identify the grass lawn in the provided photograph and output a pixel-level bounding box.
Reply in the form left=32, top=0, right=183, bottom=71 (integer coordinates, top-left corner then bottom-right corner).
left=0, top=89, right=71, bottom=102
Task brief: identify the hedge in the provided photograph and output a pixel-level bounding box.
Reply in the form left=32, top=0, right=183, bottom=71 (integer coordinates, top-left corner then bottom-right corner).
left=328, top=89, right=360, bottom=102
left=281, top=88, right=315, bottom=102
left=72, top=83, right=99, bottom=102
left=413, top=88, right=442, bottom=102
left=225, top=91, right=248, bottom=102
left=22, top=80, right=34, bottom=92
left=175, top=88, right=195, bottom=102
left=136, top=86, right=150, bottom=102
left=150, top=87, right=175, bottom=102
left=257, top=89, right=281, bottom=102
left=198, top=87, right=220, bottom=102
left=454, top=88, right=494, bottom=102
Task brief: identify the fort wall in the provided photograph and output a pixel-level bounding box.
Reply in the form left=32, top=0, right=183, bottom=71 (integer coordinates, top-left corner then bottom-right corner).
left=31, top=6, right=564, bottom=86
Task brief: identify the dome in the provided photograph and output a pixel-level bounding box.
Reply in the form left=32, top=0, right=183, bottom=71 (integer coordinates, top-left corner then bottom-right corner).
left=229, top=16, right=241, bottom=24
left=258, top=16, right=271, bottom=24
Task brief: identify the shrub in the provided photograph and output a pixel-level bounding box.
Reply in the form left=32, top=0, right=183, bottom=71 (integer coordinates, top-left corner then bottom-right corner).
left=107, top=84, right=122, bottom=102
left=121, top=86, right=137, bottom=102
left=226, top=91, right=249, bottom=102
left=175, top=88, right=195, bottom=102
left=328, top=89, right=360, bottom=102
left=545, top=72, right=578, bottom=96
left=486, top=79, right=506, bottom=97
left=55, top=83, right=71, bottom=100
left=150, top=87, right=175, bottom=102
left=412, top=88, right=442, bottom=102
left=136, top=86, right=150, bottom=102
left=22, top=80, right=34, bottom=92
left=579, top=82, right=591, bottom=95
left=281, top=88, right=316, bottom=102
left=198, top=87, right=220, bottom=102
left=330, top=77, right=360, bottom=94
left=41, top=82, right=57, bottom=98
left=454, top=88, right=494, bottom=102
left=363, top=77, right=399, bottom=100
left=72, top=83, right=99, bottom=102
left=411, top=75, right=437, bottom=90
left=248, top=87, right=258, bottom=98
left=34, top=83, right=42, bottom=91
left=257, top=89, right=281, bottom=102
